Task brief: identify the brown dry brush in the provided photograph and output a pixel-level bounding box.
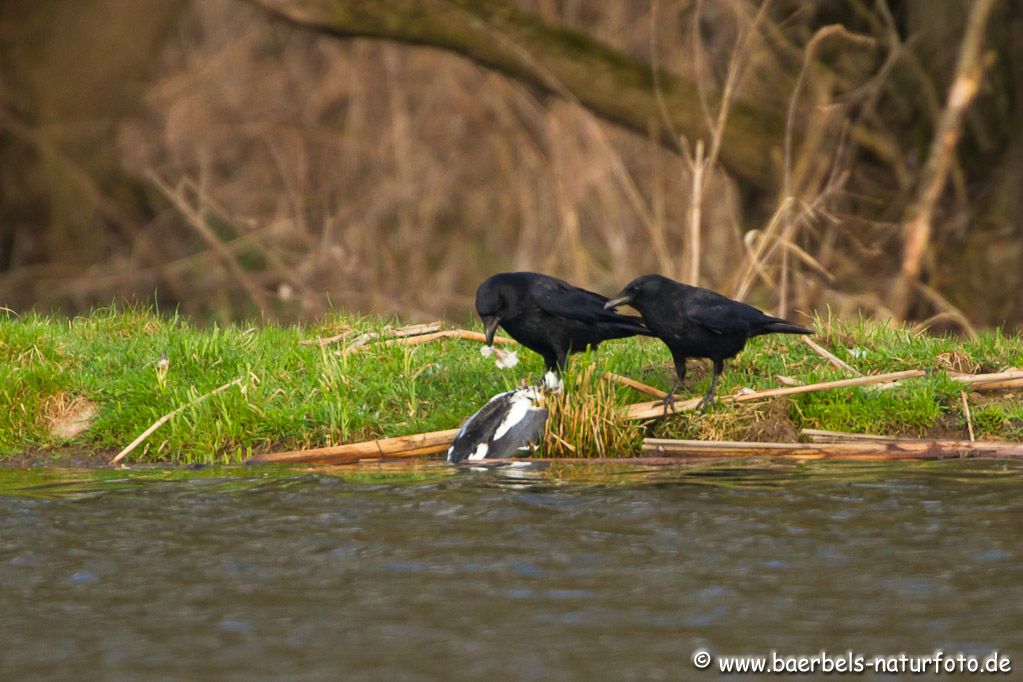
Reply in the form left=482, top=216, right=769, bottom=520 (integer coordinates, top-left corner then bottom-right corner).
left=1, top=1, right=1021, bottom=328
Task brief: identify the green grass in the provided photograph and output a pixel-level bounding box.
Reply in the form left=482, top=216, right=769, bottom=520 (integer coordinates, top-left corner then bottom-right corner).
left=1, top=307, right=1021, bottom=464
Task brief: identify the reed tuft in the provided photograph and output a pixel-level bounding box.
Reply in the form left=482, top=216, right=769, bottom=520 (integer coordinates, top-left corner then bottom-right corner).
left=540, top=364, right=644, bottom=458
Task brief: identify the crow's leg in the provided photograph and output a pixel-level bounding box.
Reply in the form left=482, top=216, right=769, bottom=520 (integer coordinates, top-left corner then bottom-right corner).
left=696, top=359, right=724, bottom=412
left=549, top=350, right=570, bottom=392
left=660, top=354, right=687, bottom=416
left=661, top=381, right=679, bottom=417
left=554, top=348, right=569, bottom=373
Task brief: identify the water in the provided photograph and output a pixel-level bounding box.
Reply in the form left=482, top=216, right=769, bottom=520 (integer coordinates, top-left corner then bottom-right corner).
left=2, top=460, right=1021, bottom=680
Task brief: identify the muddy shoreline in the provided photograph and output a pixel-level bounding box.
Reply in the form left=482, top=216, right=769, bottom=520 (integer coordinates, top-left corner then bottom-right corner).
left=3, top=448, right=138, bottom=469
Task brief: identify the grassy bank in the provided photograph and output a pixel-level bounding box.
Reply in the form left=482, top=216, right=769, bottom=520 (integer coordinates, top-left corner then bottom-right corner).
left=1, top=308, right=1021, bottom=465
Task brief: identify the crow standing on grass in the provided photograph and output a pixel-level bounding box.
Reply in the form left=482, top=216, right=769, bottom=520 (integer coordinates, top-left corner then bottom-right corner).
left=476, top=272, right=651, bottom=376
left=604, top=274, right=812, bottom=411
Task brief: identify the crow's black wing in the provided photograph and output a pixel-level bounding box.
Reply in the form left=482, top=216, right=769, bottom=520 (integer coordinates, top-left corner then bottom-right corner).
left=682, top=289, right=776, bottom=335
left=530, top=277, right=635, bottom=325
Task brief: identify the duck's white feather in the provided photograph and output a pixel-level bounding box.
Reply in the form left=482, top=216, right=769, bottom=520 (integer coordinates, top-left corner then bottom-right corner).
left=493, top=394, right=534, bottom=441
left=468, top=442, right=490, bottom=461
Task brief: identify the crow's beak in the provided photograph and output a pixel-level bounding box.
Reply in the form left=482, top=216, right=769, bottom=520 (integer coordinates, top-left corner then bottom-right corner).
left=603, top=292, right=632, bottom=310
left=482, top=315, right=501, bottom=346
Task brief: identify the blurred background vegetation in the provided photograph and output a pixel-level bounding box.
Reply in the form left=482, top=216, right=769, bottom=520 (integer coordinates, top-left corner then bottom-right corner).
left=1, top=0, right=1020, bottom=329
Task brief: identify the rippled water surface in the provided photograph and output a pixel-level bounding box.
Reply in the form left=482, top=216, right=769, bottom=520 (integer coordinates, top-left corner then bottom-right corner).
left=2, top=459, right=1022, bottom=680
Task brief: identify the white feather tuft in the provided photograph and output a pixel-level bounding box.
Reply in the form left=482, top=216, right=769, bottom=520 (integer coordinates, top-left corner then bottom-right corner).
left=481, top=344, right=518, bottom=368
left=541, top=371, right=563, bottom=393
left=494, top=348, right=519, bottom=368
left=468, top=442, right=490, bottom=461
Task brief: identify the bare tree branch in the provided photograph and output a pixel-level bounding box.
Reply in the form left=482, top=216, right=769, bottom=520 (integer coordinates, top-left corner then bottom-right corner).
left=890, top=0, right=999, bottom=319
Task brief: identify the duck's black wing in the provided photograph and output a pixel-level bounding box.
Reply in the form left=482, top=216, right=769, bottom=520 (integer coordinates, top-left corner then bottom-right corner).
left=447, top=392, right=507, bottom=463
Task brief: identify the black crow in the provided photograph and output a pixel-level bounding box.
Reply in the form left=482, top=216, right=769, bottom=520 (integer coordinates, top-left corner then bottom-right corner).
left=476, top=272, right=651, bottom=374
left=447, top=386, right=548, bottom=464
left=604, top=274, right=812, bottom=410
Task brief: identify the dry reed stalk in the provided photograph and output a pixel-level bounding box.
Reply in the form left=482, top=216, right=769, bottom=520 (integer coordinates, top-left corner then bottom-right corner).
left=960, top=390, right=976, bottom=443
left=731, top=197, right=794, bottom=299
left=299, top=330, right=354, bottom=347
left=643, top=437, right=1023, bottom=460
left=387, top=322, right=445, bottom=337
left=800, top=335, right=859, bottom=375
left=686, top=139, right=705, bottom=285
left=802, top=429, right=1013, bottom=451
left=252, top=428, right=460, bottom=465
left=340, top=332, right=378, bottom=355
left=301, top=322, right=443, bottom=347
left=110, top=378, right=243, bottom=465
left=951, top=369, right=1023, bottom=390
left=910, top=283, right=978, bottom=339
left=622, top=369, right=925, bottom=420
left=341, top=329, right=515, bottom=356
left=801, top=429, right=892, bottom=442
left=376, top=331, right=463, bottom=350
left=602, top=373, right=668, bottom=399
left=875, top=369, right=1023, bottom=394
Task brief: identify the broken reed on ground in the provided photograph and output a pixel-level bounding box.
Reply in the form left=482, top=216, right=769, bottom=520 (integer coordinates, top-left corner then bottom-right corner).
left=2, top=307, right=1023, bottom=465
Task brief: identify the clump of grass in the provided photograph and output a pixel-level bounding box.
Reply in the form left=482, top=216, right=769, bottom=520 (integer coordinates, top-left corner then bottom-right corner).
left=540, top=361, right=644, bottom=458
left=650, top=398, right=798, bottom=443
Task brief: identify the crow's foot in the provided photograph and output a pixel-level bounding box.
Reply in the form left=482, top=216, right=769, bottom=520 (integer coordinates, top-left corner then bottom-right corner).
left=658, top=391, right=678, bottom=417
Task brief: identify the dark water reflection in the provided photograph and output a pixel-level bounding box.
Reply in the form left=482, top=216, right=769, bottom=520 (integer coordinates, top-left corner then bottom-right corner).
left=2, top=460, right=1021, bottom=680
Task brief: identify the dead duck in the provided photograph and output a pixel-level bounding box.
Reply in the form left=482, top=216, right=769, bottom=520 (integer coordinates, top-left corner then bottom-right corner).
left=447, top=380, right=552, bottom=464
